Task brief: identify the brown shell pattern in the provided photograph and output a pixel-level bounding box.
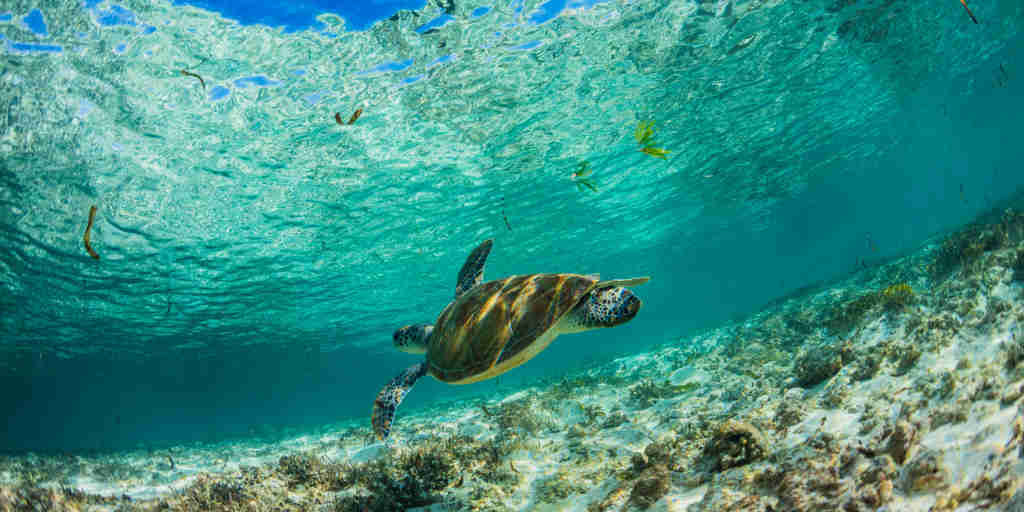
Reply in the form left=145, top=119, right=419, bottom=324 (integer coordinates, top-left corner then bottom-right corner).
left=427, top=274, right=598, bottom=383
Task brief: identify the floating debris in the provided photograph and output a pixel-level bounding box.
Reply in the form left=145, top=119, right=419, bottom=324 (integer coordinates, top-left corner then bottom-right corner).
left=501, top=197, right=512, bottom=231
left=347, top=108, right=362, bottom=125
left=996, top=64, right=1009, bottom=87
left=335, top=109, right=363, bottom=125
left=640, top=146, right=670, bottom=159
left=865, top=232, right=878, bottom=252
left=83, top=205, right=99, bottom=260
left=959, top=0, right=979, bottom=24
left=634, top=120, right=670, bottom=159
left=635, top=120, right=655, bottom=145
left=179, top=69, right=206, bottom=90
left=571, top=161, right=598, bottom=192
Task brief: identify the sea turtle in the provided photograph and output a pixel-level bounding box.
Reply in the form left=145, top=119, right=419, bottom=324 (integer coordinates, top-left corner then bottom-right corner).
left=371, top=239, right=650, bottom=440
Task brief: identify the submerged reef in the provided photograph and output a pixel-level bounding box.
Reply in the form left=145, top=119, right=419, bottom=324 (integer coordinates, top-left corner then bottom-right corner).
left=4, top=205, right=1024, bottom=511
left=823, top=281, right=916, bottom=334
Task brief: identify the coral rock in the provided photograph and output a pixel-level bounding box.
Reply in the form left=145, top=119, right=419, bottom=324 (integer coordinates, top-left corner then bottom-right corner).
left=628, top=464, right=670, bottom=509
left=794, top=343, right=843, bottom=388
left=643, top=439, right=674, bottom=467
left=701, top=420, right=767, bottom=472
left=901, top=449, right=950, bottom=493
left=879, top=421, right=918, bottom=465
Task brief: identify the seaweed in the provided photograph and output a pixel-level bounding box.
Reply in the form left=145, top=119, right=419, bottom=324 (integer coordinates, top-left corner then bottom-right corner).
left=275, top=452, right=354, bottom=491
left=928, top=209, right=1024, bottom=280
left=544, top=373, right=627, bottom=402
left=824, top=282, right=914, bottom=333
left=793, top=342, right=843, bottom=388
left=634, top=121, right=670, bottom=159
left=572, top=161, right=598, bottom=192
left=0, top=483, right=125, bottom=511
left=958, top=0, right=979, bottom=24
left=183, top=474, right=250, bottom=509
left=628, top=464, right=670, bottom=509
left=879, top=283, right=914, bottom=311
left=824, top=293, right=880, bottom=333
left=698, top=420, right=767, bottom=472
left=347, top=108, right=362, bottom=125
left=179, top=69, right=206, bottom=90
left=628, top=379, right=695, bottom=408
left=334, top=435, right=516, bottom=511
left=83, top=205, right=99, bottom=260
left=1003, top=332, right=1024, bottom=371
left=334, top=109, right=362, bottom=126
left=534, top=467, right=588, bottom=503
left=1012, top=248, right=1024, bottom=282
left=500, top=196, right=513, bottom=231
left=492, top=396, right=552, bottom=437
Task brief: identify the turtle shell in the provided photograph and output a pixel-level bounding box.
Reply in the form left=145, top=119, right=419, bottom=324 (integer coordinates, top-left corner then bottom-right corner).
left=427, top=273, right=598, bottom=384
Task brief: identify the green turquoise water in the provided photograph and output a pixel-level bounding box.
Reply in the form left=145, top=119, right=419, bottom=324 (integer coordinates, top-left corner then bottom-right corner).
left=1, top=0, right=1022, bottom=452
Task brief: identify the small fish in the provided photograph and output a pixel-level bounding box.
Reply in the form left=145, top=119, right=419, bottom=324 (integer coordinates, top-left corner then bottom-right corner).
left=959, top=0, right=979, bottom=24
left=179, top=69, right=206, bottom=90
left=83, top=205, right=100, bottom=260
left=348, top=108, right=363, bottom=125
left=334, top=112, right=344, bottom=125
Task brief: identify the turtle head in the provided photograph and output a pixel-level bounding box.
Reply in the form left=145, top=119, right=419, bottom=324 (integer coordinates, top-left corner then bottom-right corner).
left=393, top=323, right=433, bottom=354
left=565, top=286, right=642, bottom=332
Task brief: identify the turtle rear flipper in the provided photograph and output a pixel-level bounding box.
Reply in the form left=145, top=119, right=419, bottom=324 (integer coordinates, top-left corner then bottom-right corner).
left=372, top=362, right=428, bottom=441
left=455, top=239, right=493, bottom=297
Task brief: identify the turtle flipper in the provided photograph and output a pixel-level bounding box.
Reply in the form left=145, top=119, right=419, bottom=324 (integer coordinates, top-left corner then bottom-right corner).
left=455, top=239, right=493, bottom=297
left=372, top=362, right=429, bottom=441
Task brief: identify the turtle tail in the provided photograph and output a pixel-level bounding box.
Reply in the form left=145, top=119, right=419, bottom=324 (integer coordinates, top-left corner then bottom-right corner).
left=372, top=362, right=429, bottom=441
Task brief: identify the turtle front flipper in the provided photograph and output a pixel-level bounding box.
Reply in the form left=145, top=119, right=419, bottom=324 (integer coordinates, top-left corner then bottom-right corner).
left=372, top=362, right=429, bottom=440
left=455, top=239, right=493, bottom=297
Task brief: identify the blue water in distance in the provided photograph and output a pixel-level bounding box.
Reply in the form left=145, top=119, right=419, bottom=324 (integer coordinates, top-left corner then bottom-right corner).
left=171, top=0, right=427, bottom=31
left=0, top=0, right=1022, bottom=452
